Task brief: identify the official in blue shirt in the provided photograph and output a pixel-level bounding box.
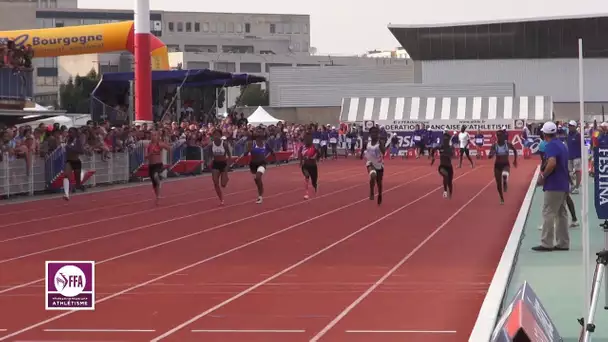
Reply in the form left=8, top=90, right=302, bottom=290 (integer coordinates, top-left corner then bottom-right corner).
left=567, top=120, right=582, bottom=193
left=533, top=121, right=570, bottom=252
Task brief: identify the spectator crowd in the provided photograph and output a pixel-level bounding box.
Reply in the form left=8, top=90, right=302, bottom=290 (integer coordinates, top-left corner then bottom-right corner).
left=0, top=39, right=33, bottom=69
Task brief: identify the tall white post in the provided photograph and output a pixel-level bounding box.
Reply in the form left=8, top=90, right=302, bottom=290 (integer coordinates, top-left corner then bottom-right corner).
left=579, top=38, right=591, bottom=319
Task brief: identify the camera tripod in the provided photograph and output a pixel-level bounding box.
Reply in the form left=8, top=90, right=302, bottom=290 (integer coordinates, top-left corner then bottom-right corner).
left=578, top=221, right=608, bottom=342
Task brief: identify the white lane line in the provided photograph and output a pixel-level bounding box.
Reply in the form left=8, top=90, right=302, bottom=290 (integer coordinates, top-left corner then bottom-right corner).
left=309, top=180, right=494, bottom=342
left=0, top=167, right=374, bottom=262
left=0, top=169, right=436, bottom=341
left=0, top=330, right=5, bottom=332
left=346, top=330, right=457, bottom=334
left=0, top=168, right=419, bottom=297
left=0, top=165, right=361, bottom=239
left=148, top=168, right=483, bottom=341
left=191, top=329, right=305, bottom=333
left=44, top=329, right=155, bottom=333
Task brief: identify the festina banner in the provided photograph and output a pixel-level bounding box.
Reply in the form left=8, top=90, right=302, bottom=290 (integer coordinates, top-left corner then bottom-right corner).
left=386, top=130, right=527, bottom=155
left=378, top=119, right=526, bottom=132
left=594, top=135, right=608, bottom=220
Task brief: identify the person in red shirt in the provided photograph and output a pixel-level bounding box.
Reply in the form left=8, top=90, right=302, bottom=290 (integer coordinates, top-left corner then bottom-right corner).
left=299, top=131, right=319, bottom=199
left=146, top=131, right=170, bottom=204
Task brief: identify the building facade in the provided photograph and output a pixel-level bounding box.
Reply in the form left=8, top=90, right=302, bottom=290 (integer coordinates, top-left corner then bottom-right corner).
left=388, top=14, right=608, bottom=120
left=0, top=0, right=313, bottom=106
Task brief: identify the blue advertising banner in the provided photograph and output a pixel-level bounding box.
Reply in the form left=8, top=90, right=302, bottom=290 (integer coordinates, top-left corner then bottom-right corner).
left=491, top=282, right=561, bottom=342
left=594, top=134, right=608, bottom=220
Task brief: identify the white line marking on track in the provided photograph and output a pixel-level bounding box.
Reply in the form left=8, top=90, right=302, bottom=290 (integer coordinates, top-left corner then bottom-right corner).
left=148, top=169, right=482, bottom=341
left=191, top=329, right=305, bottom=333
left=309, top=180, right=494, bottom=342
left=44, top=329, right=155, bottom=333
left=0, top=167, right=377, bottom=262
left=0, top=168, right=419, bottom=297
left=0, top=168, right=438, bottom=341
left=346, top=330, right=457, bottom=334
left=0, top=166, right=362, bottom=240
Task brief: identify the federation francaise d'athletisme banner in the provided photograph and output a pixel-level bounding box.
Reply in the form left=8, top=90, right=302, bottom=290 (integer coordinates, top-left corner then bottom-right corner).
left=375, top=119, right=525, bottom=132
left=386, top=130, right=527, bottom=154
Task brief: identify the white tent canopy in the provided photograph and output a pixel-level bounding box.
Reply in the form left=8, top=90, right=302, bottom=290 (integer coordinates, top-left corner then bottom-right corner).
left=247, top=106, right=281, bottom=126
left=19, top=115, right=91, bottom=128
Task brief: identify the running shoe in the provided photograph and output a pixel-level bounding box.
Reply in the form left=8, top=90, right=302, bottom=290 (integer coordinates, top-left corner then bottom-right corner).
left=220, top=200, right=225, bottom=206
left=571, top=188, right=580, bottom=195
left=63, top=195, right=69, bottom=201
left=443, top=191, right=448, bottom=198
left=304, top=194, right=309, bottom=200
left=570, top=220, right=580, bottom=228
left=256, top=196, right=263, bottom=204
left=377, top=194, right=382, bottom=205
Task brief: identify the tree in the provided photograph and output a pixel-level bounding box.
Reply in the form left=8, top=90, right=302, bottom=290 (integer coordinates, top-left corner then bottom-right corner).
left=235, top=84, right=269, bottom=107
left=59, top=69, right=100, bottom=113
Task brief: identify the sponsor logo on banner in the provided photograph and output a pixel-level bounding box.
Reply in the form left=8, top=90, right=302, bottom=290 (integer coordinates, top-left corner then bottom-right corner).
left=379, top=119, right=520, bottom=132
left=363, top=120, right=375, bottom=132
left=45, top=261, right=95, bottom=310
left=491, top=282, right=561, bottom=342
left=387, top=130, right=527, bottom=154
left=0, top=33, right=104, bottom=53
left=514, top=119, right=525, bottom=129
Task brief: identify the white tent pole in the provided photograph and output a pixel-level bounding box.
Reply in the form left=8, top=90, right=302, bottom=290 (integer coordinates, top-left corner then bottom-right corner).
left=579, top=38, right=591, bottom=319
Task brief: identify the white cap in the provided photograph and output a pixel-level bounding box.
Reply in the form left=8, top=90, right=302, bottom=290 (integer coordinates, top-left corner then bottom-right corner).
left=568, top=120, right=577, bottom=126
left=541, top=121, right=558, bottom=134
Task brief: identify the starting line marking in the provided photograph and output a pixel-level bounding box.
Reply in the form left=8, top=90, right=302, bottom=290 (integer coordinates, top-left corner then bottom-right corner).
left=43, top=329, right=155, bottom=333
left=346, top=330, right=457, bottom=334
left=191, top=329, right=305, bottom=333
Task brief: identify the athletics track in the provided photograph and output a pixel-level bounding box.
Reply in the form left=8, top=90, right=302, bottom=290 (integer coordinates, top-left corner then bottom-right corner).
left=0, top=158, right=536, bottom=342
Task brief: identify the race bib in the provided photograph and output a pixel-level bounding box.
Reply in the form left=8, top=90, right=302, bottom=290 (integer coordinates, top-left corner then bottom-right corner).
left=329, top=138, right=337, bottom=143
left=346, top=138, right=352, bottom=143
left=320, top=140, right=328, bottom=146
left=313, top=139, right=320, bottom=144
left=414, top=136, right=421, bottom=142
left=475, top=138, right=483, bottom=144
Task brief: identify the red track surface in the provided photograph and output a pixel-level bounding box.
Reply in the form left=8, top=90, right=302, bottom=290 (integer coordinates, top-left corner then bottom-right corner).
left=0, top=158, right=536, bottom=342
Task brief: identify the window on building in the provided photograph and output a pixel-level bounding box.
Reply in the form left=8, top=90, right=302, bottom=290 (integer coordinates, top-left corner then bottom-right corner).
left=218, top=22, right=226, bottom=33
left=185, top=45, right=218, bottom=53
left=303, top=24, right=309, bottom=34
left=265, top=63, right=292, bottom=72
left=245, top=23, right=251, bottom=33
left=168, top=22, right=174, bottom=32
left=203, top=22, right=209, bottom=32
left=210, top=23, right=217, bottom=32
left=302, top=41, right=309, bottom=52
left=167, top=44, right=181, bottom=52
left=214, top=62, right=236, bottom=72
left=285, top=23, right=292, bottom=34
left=194, top=22, right=200, bottom=32
left=55, top=21, right=64, bottom=28
left=186, top=22, right=192, bottom=32
left=83, top=19, right=99, bottom=25
left=227, top=22, right=234, bottom=33
left=221, top=45, right=254, bottom=53
left=49, top=0, right=57, bottom=8
left=240, top=62, right=262, bottom=73
left=187, top=61, right=210, bottom=69
left=177, top=22, right=183, bottom=32
left=293, top=24, right=300, bottom=34
left=36, top=76, right=58, bottom=86
left=37, top=0, right=47, bottom=8
left=236, top=23, right=243, bottom=33
left=276, top=23, right=284, bottom=34
left=270, top=23, right=276, bottom=34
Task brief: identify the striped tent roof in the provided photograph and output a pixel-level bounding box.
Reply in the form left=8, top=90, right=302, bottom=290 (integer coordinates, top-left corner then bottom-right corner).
left=340, top=96, right=553, bottom=122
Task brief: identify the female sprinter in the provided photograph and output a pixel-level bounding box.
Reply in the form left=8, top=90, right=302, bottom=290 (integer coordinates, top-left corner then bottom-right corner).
left=458, top=125, right=475, bottom=168
left=360, top=126, right=386, bottom=205
left=209, top=129, right=232, bottom=205
left=299, top=131, right=319, bottom=199
left=474, top=129, right=484, bottom=159
left=146, top=131, right=170, bottom=204
left=63, top=127, right=85, bottom=201
left=431, top=131, right=454, bottom=199
left=244, top=128, right=275, bottom=204
left=488, top=129, right=517, bottom=204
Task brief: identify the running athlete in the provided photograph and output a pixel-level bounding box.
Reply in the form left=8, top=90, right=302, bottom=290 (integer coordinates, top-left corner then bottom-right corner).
left=488, top=130, right=517, bottom=204
left=474, top=129, right=484, bottom=159
left=208, top=129, right=232, bottom=205
left=63, top=127, right=85, bottom=201
left=299, top=131, right=319, bottom=199
left=431, top=131, right=454, bottom=199
left=360, top=126, right=386, bottom=205
left=458, top=125, right=475, bottom=168
left=146, top=131, right=170, bottom=204
left=243, top=128, right=275, bottom=204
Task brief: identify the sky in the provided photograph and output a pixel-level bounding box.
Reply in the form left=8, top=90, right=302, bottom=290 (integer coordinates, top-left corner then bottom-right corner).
left=79, top=0, right=608, bottom=55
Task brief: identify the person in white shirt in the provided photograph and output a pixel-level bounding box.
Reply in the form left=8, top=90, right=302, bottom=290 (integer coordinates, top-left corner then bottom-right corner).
left=458, top=125, right=474, bottom=168
left=360, top=126, right=386, bottom=205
